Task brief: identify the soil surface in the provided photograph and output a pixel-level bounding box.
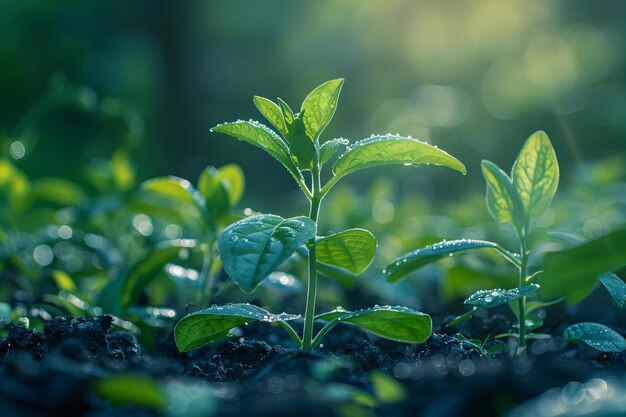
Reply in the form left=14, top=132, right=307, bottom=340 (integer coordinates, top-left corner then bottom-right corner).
left=1, top=290, right=625, bottom=417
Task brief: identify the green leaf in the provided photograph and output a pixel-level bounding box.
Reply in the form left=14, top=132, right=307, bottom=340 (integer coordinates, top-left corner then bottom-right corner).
left=599, top=273, right=626, bottom=308
left=319, top=138, right=349, bottom=165
left=384, top=239, right=514, bottom=283
left=218, top=214, right=316, bottom=292
left=253, top=96, right=288, bottom=136
left=316, top=229, right=377, bottom=275
left=563, top=322, right=626, bottom=353
left=174, top=303, right=299, bottom=352
left=198, top=167, right=230, bottom=221
left=540, top=228, right=626, bottom=304
left=95, top=373, right=165, bottom=410
left=142, top=176, right=203, bottom=210
left=217, top=163, right=245, bottom=206
left=211, top=120, right=301, bottom=182
left=481, top=160, right=524, bottom=229
left=369, top=371, right=407, bottom=404
left=120, top=239, right=197, bottom=307
left=25, top=178, right=87, bottom=208
left=446, top=307, right=478, bottom=327
left=301, top=78, right=344, bottom=141
left=332, top=136, right=466, bottom=185
left=289, top=134, right=317, bottom=170
left=464, top=284, right=539, bottom=308
left=316, top=306, right=432, bottom=343
left=277, top=97, right=294, bottom=126
left=511, top=130, right=559, bottom=220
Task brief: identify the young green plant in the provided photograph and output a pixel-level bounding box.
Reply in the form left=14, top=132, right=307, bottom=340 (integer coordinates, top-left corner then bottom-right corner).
left=385, top=130, right=559, bottom=356
left=174, top=79, right=466, bottom=352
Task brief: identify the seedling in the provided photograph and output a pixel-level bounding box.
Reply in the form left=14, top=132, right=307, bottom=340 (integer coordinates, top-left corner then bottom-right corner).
left=385, top=131, right=560, bottom=355
left=174, top=78, right=466, bottom=351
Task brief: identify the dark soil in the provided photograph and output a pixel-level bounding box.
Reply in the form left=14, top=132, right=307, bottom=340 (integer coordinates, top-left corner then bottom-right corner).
left=1, top=290, right=625, bottom=417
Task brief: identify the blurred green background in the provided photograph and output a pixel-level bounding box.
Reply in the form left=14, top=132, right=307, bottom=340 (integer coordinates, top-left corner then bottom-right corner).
left=1, top=0, right=624, bottom=207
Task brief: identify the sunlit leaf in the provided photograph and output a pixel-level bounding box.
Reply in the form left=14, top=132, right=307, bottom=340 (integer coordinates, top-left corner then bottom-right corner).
left=464, top=284, right=539, bottom=308
left=111, top=148, right=135, bottom=191
left=51, top=269, right=77, bottom=292
left=277, top=97, right=294, bottom=125
left=369, top=371, right=406, bottom=404
left=301, top=78, right=344, bottom=141
left=218, top=214, right=316, bottom=292
left=319, top=138, right=349, bottom=165
left=599, top=273, right=626, bottom=308
left=316, top=229, right=377, bottom=275
left=332, top=136, right=466, bottom=185
left=384, top=239, right=517, bottom=283
left=316, top=306, right=432, bottom=343
left=481, top=160, right=523, bottom=229
left=19, top=178, right=87, bottom=210
left=211, top=120, right=301, bottom=181
left=174, top=303, right=299, bottom=352
left=563, top=322, right=626, bottom=352
left=289, top=133, right=317, bottom=170
left=511, top=130, right=559, bottom=220
left=142, top=176, right=203, bottom=210
left=540, top=228, right=626, bottom=304
left=217, top=163, right=245, bottom=206
left=253, top=96, right=288, bottom=136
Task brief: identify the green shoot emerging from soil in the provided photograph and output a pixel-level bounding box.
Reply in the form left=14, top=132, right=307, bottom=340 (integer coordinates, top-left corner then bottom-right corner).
left=174, top=78, right=466, bottom=352
left=385, top=131, right=559, bottom=356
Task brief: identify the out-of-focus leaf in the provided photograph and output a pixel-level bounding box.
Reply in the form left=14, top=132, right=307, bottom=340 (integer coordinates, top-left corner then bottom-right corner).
left=563, top=322, right=626, bottom=352
left=94, top=373, right=165, bottom=410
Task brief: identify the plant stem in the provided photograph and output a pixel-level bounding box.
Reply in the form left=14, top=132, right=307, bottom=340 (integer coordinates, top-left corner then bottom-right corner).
left=302, top=167, right=321, bottom=351
left=516, top=238, right=529, bottom=356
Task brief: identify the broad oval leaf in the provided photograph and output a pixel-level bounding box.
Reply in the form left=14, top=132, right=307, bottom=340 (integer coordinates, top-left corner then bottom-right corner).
left=511, top=130, right=559, bottom=220
left=175, top=303, right=300, bottom=352
left=301, top=78, right=344, bottom=141
left=121, top=239, right=198, bottom=307
left=540, top=227, right=626, bottom=304
left=253, top=96, right=288, bottom=136
left=142, top=176, right=204, bottom=211
left=218, top=214, right=316, bottom=292
left=332, top=136, right=466, bottom=182
left=211, top=120, right=301, bottom=181
left=217, top=164, right=245, bottom=206
left=481, top=160, right=524, bottom=229
left=563, top=322, right=626, bottom=353
left=316, top=229, right=377, bottom=275
left=599, top=273, right=626, bottom=308
left=316, top=306, right=432, bottom=343
left=464, top=283, right=539, bottom=308
left=385, top=239, right=503, bottom=283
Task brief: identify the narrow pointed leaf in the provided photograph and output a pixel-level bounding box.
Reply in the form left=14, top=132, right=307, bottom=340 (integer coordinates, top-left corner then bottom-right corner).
left=277, top=97, right=294, bottom=125
left=511, top=130, right=559, bottom=219
left=332, top=137, right=466, bottom=184
left=481, top=160, right=524, bottom=229
left=316, top=229, right=377, bottom=275
left=317, top=306, right=432, bottom=343
left=540, top=228, right=626, bottom=304
left=254, top=96, right=288, bottom=136
left=218, top=214, right=316, bottom=292
left=599, top=273, right=626, bottom=308
left=175, top=303, right=299, bottom=352
left=464, top=284, right=539, bottom=308
left=211, top=120, right=300, bottom=181
left=385, top=239, right=511, bottom=283
left=563, top=322, right=626, bottom=352
left=301, top=78, right=344, bottom=141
